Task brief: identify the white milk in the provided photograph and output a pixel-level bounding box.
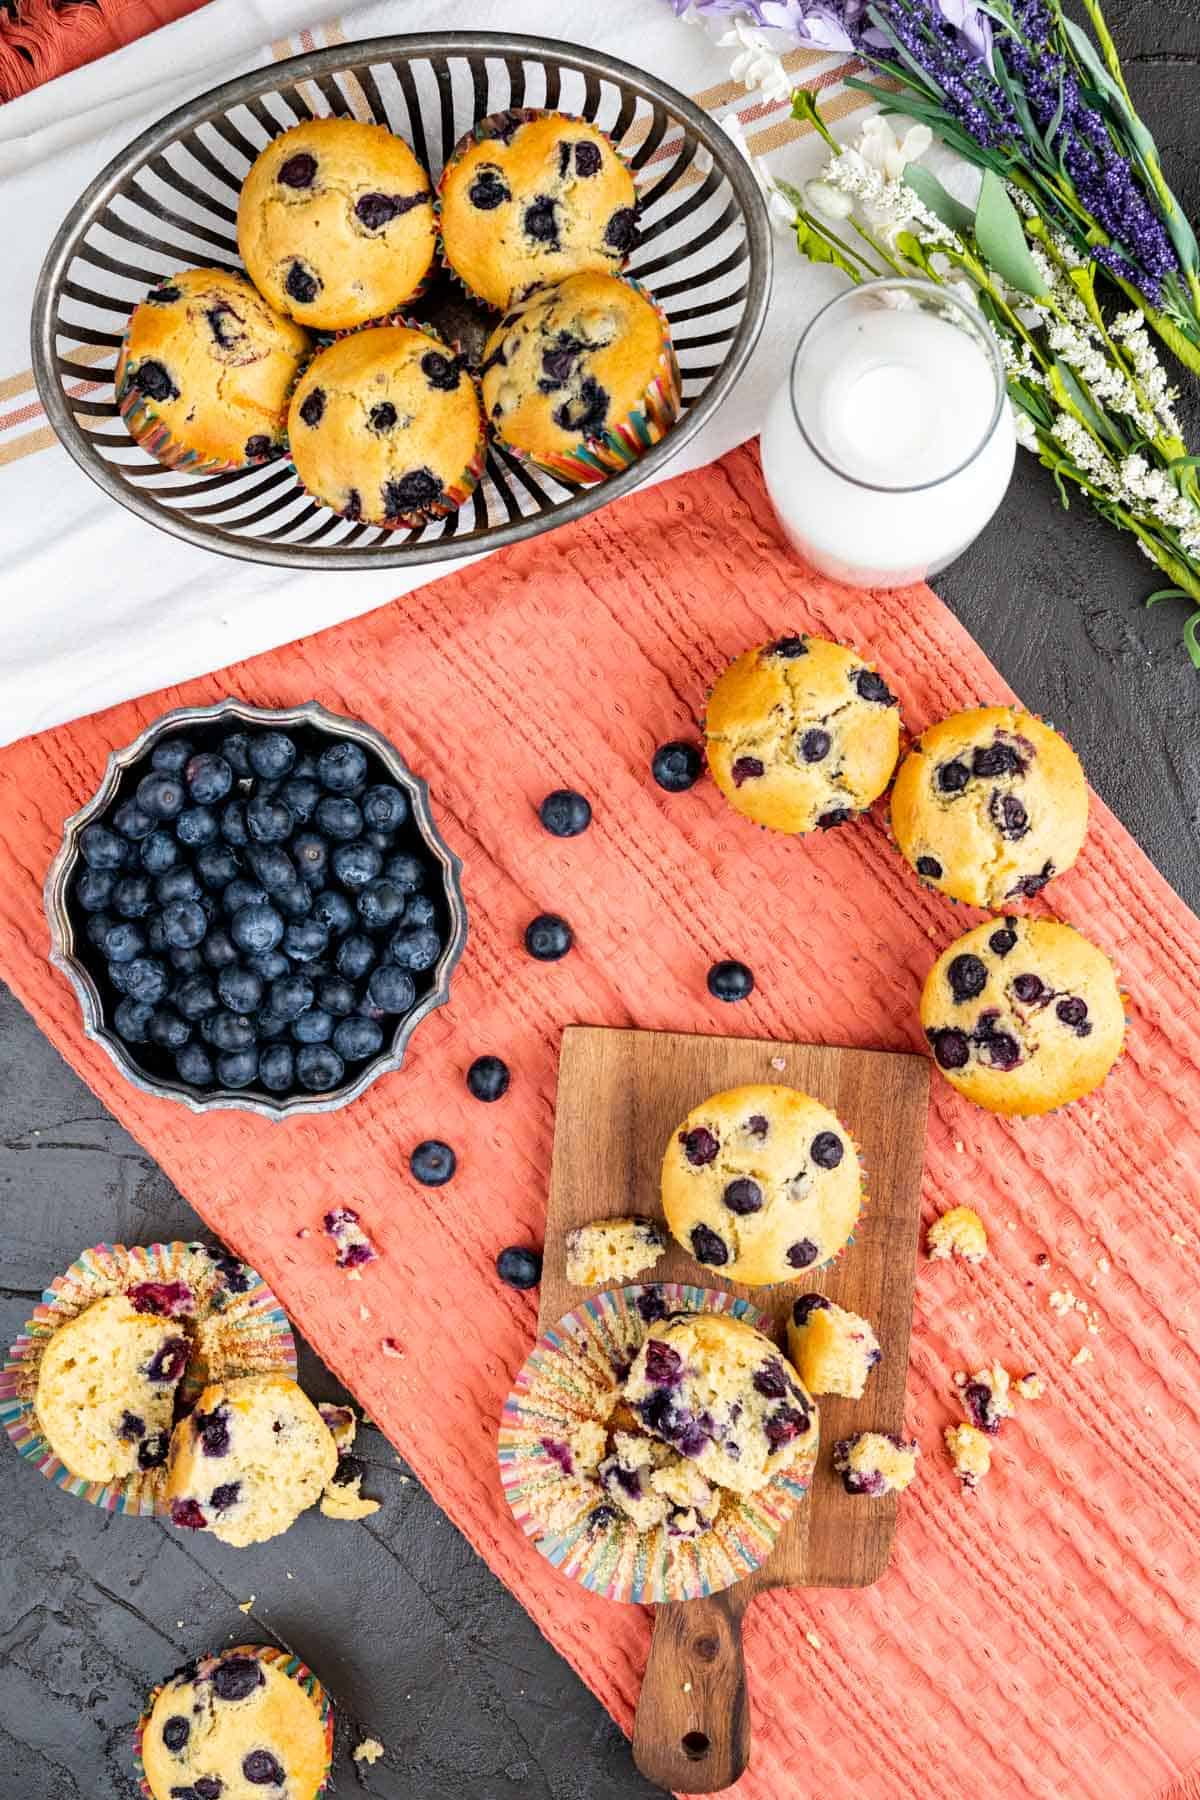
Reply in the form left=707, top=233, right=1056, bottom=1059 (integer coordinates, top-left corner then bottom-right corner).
left=760, top=282, right=1016, bottom=588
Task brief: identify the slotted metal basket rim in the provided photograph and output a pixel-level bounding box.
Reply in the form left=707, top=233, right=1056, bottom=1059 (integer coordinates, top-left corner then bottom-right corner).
left=31, top=30, right=772, bottom=571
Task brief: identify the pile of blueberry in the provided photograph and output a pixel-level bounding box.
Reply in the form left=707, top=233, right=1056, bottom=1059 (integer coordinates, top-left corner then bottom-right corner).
left=69, top=717, right=448, bottom=1100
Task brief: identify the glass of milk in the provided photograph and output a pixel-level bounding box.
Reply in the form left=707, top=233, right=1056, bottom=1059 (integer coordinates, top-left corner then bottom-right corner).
left=760, top=277, right=1015, bottom=588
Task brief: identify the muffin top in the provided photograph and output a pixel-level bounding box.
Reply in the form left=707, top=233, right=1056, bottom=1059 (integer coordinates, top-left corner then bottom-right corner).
left=287, top=324, right=484, bottom=527
left=480, top=271, right=671, bottom=464
left=705, top=634, right=902, bottom=835
left=920, top=915, right=1125, bottom=1115
left=117, top=268, right=310, bottom=466
left=440, top=110, right=637, bottom=308
left=661, top=1083, right=862, bottom=1285
left=891, top=705, right=1088, bottom=907
left=238, top=117, right=436, bottom=329
left=141, top=1647, right=331, bottom=1800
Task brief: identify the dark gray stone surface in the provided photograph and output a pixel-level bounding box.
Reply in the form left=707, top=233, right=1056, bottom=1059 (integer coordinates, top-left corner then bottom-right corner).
left=2, top=5, right=1197, bottom=1794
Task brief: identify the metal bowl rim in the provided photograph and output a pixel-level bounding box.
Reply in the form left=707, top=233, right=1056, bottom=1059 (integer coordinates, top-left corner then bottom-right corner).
left=44, top=696, right=468, bottom=1120
left=30, top=29, right=773, bottom=571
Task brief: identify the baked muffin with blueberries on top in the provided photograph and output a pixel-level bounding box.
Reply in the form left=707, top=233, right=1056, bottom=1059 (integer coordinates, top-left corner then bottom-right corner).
left=238, top=117, right=436, bottom=330
left=33, top=1294, right=188, bottom=1485
left=116, top=268, right=310, bottom=471
left=288, top=323, right=485, bottom=529
left=920, top=914, right=1125, bottom=1115
left=439, top=109, right=638, bottom=309
left=705, top=635, right=903, bottom=836
left=891, top=705, right=1088, bottom=907
left=480, top=270, right=679, bottom=480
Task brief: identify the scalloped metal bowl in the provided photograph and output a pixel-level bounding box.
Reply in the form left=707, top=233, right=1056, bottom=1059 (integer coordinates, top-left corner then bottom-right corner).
left=44, top=699, right=467, bottom=1119
left=31, top=31, right=772, bottom=570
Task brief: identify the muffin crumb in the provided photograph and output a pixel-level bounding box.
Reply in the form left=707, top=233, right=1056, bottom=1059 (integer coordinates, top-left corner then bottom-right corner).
left=926, top=1205, right=988, bottom=1264
left=354, top=1739, right=386, bottom=1767
left=1015, top=1371, right=1045, bottom=1400
left=944, top=1423, right=991, bottom=1489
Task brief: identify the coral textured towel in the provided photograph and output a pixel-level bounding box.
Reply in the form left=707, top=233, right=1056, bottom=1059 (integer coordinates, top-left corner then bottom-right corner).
left=1, top=448, right=1199, bottom=1800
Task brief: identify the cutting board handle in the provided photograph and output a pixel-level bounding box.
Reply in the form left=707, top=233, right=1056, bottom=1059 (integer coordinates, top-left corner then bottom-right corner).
left=632, top=1587, right=751, bottom=1793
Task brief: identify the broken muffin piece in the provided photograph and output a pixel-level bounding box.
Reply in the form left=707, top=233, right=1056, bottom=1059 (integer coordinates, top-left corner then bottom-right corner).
left=926, top=1205, right=988, bottom=1264
left=565, top=1216, right=666, bottom=1287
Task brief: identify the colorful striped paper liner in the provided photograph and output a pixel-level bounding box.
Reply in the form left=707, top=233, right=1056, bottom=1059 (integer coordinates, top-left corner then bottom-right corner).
left=133, top=1642, right=334, bottom=1800
left=498, top=1283, right=817, bottom=1606
left=0, top=1240, right=296, bottom=1517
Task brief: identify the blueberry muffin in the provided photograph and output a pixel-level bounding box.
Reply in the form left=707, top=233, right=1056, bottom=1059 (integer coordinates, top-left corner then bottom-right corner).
left=596, top=1430, right=721, bottom=1537
left=787, top=1294, right=881, bottom=1399
left=921, top=916, right=1125, bottom=1115
left=238, top=117, right=436, bottom=330
left=891, top=705, right=1088, bottom=907
left=439, top=109, right=637, bottom=309
left=944, top=1422, right=991, bottom=1489
left=954, top=1363, right=1014, bottom=1434
left=926, top=1205, right=988, bottom=1264
left=705, top=635, right=902, bottom=835
left=833, top=1431, right=919, bottom=1496
left=140, top=1646, right=331, bottom=1800
left=622, top=1313, right=817, bottom=1495
left=288, top=324, right=485, bottom=528
left=33, top=1295, right=188, bottom=1484
left=165, top=1374, right=338, bottom=1546
left=480, top=271, right=678, bottom=479
left=661, top=1083, right=862, bottom=1285
left=115, top=268, right=310, bottom=470
left=564, top=1216, right=666, bottom=1287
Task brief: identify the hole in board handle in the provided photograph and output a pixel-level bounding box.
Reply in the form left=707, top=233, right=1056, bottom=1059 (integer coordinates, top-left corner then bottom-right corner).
left=682, top=1732, right=711, bottom=1760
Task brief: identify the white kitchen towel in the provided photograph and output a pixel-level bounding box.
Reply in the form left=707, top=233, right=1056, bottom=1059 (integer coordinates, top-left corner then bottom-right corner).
left=0, top=0, right=865, bottom=746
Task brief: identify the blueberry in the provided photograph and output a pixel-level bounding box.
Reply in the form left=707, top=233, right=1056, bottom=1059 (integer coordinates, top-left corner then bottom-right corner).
left=279, top=776, right=321, bottom=824
left=316, top=795, right=363, bottom=839
left=246, top=845, right=297, bottom=893
left=133, top=358, right=177, bottom=400
left=336, top=934, right=377, bottom=980
left=255, top=1008, right=289, bottom=1040
left=1007, top=861, right=1054, bottom=898
left=333, top=1016, right=383, bottom=1060
left=361, top=784, right=408, bottom=832
left=539, top=789, right=592, bottom=837
left=854, top=668, right=895, bottom=705
left=523, top=194, right=559, bottom=242
left=220, top=734, right=253, bottom=777
left=405, top=894, right=436, bottom=928
left=76, top=867, right=116, bottom=910
left=104, top=921, right=146, bottom=963
left=792, top=1293, right=832, bottom=1325
left=928, top=1026, right=971, bottom=1069
left=1012, top=973, right=1045, bottom=1003
left=1056, top=995, right=1089, bottom=1028
left=283, top=920, right=328, bottom=965
left=421, top=351, right=462, bottom=392
left=196, top=844, right=240, bottom=889
left=201, top=927, right=238, bottom=971
left=247, top=949, right=289, bottom=981
left=161, top=1715, right=191, bottom=1753
left=976, top=1024, right=1020, bottom=1069
left=216, top=1047, right=259, bottom=1087
left=318, top=741, right=368, bottom=793
left=220, top=800, right=249, bottom=847
left=151, top=736, right=193, bottom=774
left=113, top=799, right=155, bottom=841
left=390, top=925, right=442, bottom=971
left=369, top=400, right=398, bottom=433
left=731, top=756, right=765, bottom=786
left=298, top=386, right=325, bottom=427
left=467, top=1055, right=510, bottom=1102
left=947, top=953, right=988, bottom=1002
left=312, top=889, right=356, bottom=935
left=268, top=975, right=314, bottom=1023
left=184, top=753, right=233, bottom=804
left=936, top=759, right=970, bottom=795
left=258, top=1043, right=295, bottom=1091
left=246, top=793, right=293, bottom=843
left=249, top=732, right=296, bottom=780
left=146, top=1335, right=187, bottom=1382
left=242, top=1749, right=285, bottom=1785
left=357, top=877, right=406, bottom=930
left=155, top=867, right=200, bottom=907
left=973, top=741, right=1023, bottom=778
left=292, top=1007, right=334, bottom=1044
left=85, top=911, right=117, bottom=948
left=274, top=881, right=312, bottom=920
left=137, top=1430, right=169, bottom=1469
left=800, top=728, right=831, bottom=763
left=411, top=1139, right=455, bottom=1185
left=916, top=855, right=943, bottom=879
left=136, top=831, right=177, bottom=876
left=708, top=959, right=753, bottom=1002
left=217, top=966, right=263, bottom=1013
left=113, top=875, right=154, bottom=918
left=766, top=635, right=809, bottom=658
left=146, top=915, right=170, bottom=953
left=224, top=879, right=269, bottom=914
left=176, top=805, right=219, bottom=848
left=383, top=852, right=425, bottom=892
left=811, top=1131, right=844, bottom=1168
left=169, top=1498, right=207, bottom=1530
left=496, top=1246, right=541, bottom=1289
left=382, top=469, right=443, bottom=517
left=136, top=771, right=185, bottom=819
left=524, top=914, right=571, bottom=961
left=989, top=924, right=1018, bottom=957
left=210, top=1480, right=241, bottom=1512
left=176, top=975, right=219, bottom=1019
left=574, top=140, right=603, bottom=176
left=80, top=824, right=128, bottom=870
left=211, top=1656, right=264, bottom=1701
left=723, top=1178, right=762, bottom=1214
left=690, top=1224, right=729, bottom=1266
left=147, top=1006, right=190, bottom=1050
left=332, top=840, right=382, bottom=889
left=318, top=977, right=356, bottom=1016
left=468, top=167, right=509, bottom=210
left=990, top=790, right=1029, bottom=840
left=786, top=1239, right=819, bottom=1269
left=162, top=900, right=206, bottom=949
left=285, top=260, right=320, bottom=304
left=208, top=1011, right=256, bottom=1053
left=296, top=1044, right=344, bottom=1091
left=604, top=206, right=637, bottom=252
left=681, top=1126, right=719, bottom=1166
left=230, top=904, right=284, bottom=955
left=817, top=807, right=853, bottom=829
left=368, top=963, right=416, bottom=1013
left=113, top=997, right=155, bottom=1042
left=279, top=150, right=317, bottom=187
left=292, top=832, right=330, bottom=881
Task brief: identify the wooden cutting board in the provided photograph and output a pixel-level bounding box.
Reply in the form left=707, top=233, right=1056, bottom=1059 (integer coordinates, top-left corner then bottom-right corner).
left=541, top=1025, right=930, bottom=1794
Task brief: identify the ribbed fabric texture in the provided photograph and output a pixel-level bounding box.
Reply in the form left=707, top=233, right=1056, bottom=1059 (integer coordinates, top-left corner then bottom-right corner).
left=0, top=447, right=1197, bottom=1798
left=0, top=0, right=207, bottom=101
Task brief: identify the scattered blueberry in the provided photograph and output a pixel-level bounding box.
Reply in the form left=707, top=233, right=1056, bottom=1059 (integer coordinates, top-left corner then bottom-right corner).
left=313, top=889, right=356, bottom=935
left=283, top=918, right=329, bottom=963
left=539, top=789, right=592, bottom=837
left=524, top=914, right=572, bottom=961
left=362, top=784, right=408, bottom=832
left=279, top=776, right=320, bottom=824
left=405, top=894, right=436, bottom=928
left=140, top=830, right=180, bottom=875
left=357, top=877, right=406, bottom=930
left=220, top=734, right=253, bottom=776
left=467, top=1055, right=510, bottom=1102
left=410, top=1139, right=456, bottom=1186
left=208, top=1011, right=256, bottom=1053
left=707, top=959, right=754, bottom=1002
left=292, top=833, right=330, bottom=882
left=497, top=1246, right=542, bottom=1289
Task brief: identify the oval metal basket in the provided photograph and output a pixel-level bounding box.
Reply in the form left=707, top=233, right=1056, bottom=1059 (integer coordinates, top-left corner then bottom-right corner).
left=31, top=31, right=772, bottom=570
left=44, top=698, right=468, bottom=1119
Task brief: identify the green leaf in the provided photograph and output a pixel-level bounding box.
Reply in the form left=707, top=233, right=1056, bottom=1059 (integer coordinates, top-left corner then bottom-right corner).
left=1050, top=359, right=1122, bottom=448
left=901, top=164, right=974, bottom=238
left=1145, top=588, right=1191, bottom=605
left=790, top=90, right=838, bottom=155
left=974, top=170, right=1050, bottom=297
left=793, top=217, right=863, bottom=282
left=1169, top=455, right=1200, bottom=472
left=1185, top=610, right=1200, bottom=670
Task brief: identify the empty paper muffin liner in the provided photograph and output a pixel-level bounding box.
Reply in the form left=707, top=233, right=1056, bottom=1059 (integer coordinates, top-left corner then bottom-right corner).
left=0, top=1240, right=296, bottom=1516
left=133, top=1641, right=334, bottom=1800
left=498, top=1283, right=817, bottom=1605
left=114, top=326, right=286, bottom=476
